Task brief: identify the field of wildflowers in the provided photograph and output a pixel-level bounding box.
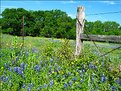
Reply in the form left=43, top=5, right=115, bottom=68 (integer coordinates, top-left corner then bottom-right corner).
left=0, top=34, right=121, bottom=91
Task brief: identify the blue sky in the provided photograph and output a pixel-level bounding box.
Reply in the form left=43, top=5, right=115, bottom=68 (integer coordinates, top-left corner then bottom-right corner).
left=1, top=0, right=121, bottom=25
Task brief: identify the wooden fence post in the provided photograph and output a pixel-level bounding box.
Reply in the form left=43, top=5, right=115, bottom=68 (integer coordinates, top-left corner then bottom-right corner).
left=75, top=6, right=85, bottom=56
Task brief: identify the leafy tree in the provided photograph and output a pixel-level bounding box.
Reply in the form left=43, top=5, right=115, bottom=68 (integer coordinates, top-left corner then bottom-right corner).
left=1, top=8, right=121, bottom=39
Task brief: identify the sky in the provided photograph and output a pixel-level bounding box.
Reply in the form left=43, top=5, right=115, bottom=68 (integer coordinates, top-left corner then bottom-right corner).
left=1, top=0, right=121, bottom=25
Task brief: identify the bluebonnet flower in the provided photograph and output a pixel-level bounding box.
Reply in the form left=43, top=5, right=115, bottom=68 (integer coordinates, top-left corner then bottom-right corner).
left=101, top=74, right=106, bottom=82
left=28, top=83, right=34, bottom=87
left=108, top=67, right=112, bottom=71
left=62, top=75, right=66, bottom=79
left=37, top=85, right=42, bottom=91
left=22, top=84, right=26, bottom=88
left=68, top=81, right=73, bottom=86
left=14, top=67, right=23, bottom=76
left=16, top=57, right=19, bottom=61
left=102, top=61, right=104, bottom=66
left=72, top=77, right=76, bottom=82
left=50, top=80, right=54, bottom=87
left=80, top=73, right=83, bottom=77
left=32, top=47, right=39, bottom=54
left=34, top=65, right=41, bottom=72
left=115, top=78, right=121, bottom=86
left=3, top=70, right=6, bottom=74
left=40, top=60, right=42, bottom=65
left=91, top=88, right=94, bottom=91
left=9, top=76, right=12, bottom=79
left=4, top=63, right=9, bottom=68
left=93, top=65, right=97, bottom=70
left=0, top=75, right=8, bottom=82
left=91, top=77, right=94, bottom=83
left=80, top=79, right=84, bottom=83
left=25, top=51, right=29, bottom=56
left=8, top=67, right=12, bottom=72
left=17, top=68, right=23, bottom=75
left=68, top=72, right=71, bottom=76
left=64, top=83, right=68, bottom=88
left=88, top=62, right=93, bottom=69
left=14, top=67, right=18, bottom=72
left=44, top=83, right=47, bottom=88
left=28, top=87, right=31, bottom=91
left=82, top=69, right=85, bottom=72
left=110, top=86, right=117, bottom=91
left=20, top=62, right=25, bottom=70
left=50, top=58, right=53, bottom=63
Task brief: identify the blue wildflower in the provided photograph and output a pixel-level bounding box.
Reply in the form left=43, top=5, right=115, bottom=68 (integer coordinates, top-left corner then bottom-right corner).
left=72, top=77, right=76, bottom=82
left=14, top=67, right=23, bottom=76
left=8, top=67, right=12, bottom=72
left=28, top=83, right=34, bottom=87
left=37, top=85, right=42, bottom=90
left=25, top=51, right=29, bottom=56
left=92, top=77, right=94, bottom=83
left=32, top=47, right=39, bottom=54
left=14, top=67, right=18, bottom=72
left=115, top=78, right=121, bottom=86
left=17, top=68, right=23, bottom=75
left=68, top=72, right=71, bottom=76
left=80, top=79, right=84, bottom=83
left=82, top=69, right=85, bottom=72
left=28, top=87, right=31, bottom=91
left=102, top=61, right=104, bottom=66
left=0, top=75, right=8, bottom=82
left=50, top=58, right=53, bottom=63
left=44, top=83, right=47, bottom=88
left=91, top=88, right=94, bottom=91
left=101, top=74, right=106, bottom=82
left=110, top=86, right=117, bottom=91
left=50, top=80, right=54, bottom=87
left=4, top=63, right=9, bottom=68
left=20, top=62, right=25, bottom=70
left=40, top=60, right=42, bottom=65
left=64, top=83, right=68, bottom=88
left=34, top=65, right=41, bottom=72
left=69, top=81, right=73, bottom=86
left=22, top=84, right=26, bottom=88
left=9, top=76, right=12, bottom=79
left=88, top=62, right=93, bottom=69
left=16, top=57, right=19, bottom=61
left=3, top=70, right=6, bottom=74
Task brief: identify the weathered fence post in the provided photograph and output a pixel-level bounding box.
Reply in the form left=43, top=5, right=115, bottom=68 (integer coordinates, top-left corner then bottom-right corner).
left=75, top=6, right=85, bottom=56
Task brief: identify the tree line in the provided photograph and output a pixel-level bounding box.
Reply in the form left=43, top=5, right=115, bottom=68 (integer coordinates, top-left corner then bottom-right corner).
left=0, top=8, right=121, bottom=39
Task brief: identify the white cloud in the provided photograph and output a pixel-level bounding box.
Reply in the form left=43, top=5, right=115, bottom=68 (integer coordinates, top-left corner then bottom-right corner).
left=68, top=14, right=76, bottom=18
left=61, top=0, right=78, bottom=4
left=100, top=1, right=116, bottom=5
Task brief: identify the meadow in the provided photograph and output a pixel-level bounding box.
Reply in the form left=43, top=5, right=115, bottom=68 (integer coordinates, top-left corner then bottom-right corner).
left=0, top=34, right=121, bottom=91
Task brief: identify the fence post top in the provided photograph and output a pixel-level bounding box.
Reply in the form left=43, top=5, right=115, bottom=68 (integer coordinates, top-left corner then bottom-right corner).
left=77, top=6, right=85, bottom=12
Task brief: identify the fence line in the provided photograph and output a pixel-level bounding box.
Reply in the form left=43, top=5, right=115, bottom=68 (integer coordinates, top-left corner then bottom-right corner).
left=76, top=6, right=121, bottom=57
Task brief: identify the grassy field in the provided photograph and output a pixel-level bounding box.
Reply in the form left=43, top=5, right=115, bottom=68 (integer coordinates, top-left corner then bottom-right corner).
left=1, top=34, right=121, bottom=66
left=0, top=34, right=121, bottom=91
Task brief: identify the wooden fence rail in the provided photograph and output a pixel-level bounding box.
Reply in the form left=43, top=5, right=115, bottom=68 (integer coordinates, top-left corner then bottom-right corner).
left=75, top=6, right=121, bottom=56
left=80, top=34, right=121, bottom=43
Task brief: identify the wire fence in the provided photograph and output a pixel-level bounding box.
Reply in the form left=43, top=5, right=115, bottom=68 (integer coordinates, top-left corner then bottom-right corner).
left=77, top=11, right=121, bottom=58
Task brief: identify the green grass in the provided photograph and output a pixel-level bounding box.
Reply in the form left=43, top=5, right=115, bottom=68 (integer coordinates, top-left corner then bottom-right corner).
left=1, top=34, right=121, bottom=66
left=0, top=34, right=121, bottom=91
